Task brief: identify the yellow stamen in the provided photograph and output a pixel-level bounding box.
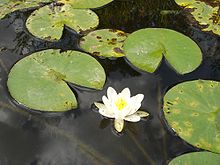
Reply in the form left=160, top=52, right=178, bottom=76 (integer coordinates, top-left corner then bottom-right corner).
left=115, top=98, right=127, bottom=110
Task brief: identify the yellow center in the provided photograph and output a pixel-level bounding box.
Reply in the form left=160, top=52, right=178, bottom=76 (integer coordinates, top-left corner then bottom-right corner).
left=115, top=98, right=127, bottom=110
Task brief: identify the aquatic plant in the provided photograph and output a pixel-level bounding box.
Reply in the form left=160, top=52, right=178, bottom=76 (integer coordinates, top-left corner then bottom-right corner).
left=26, top=4, right=99, bottom=40
left=80, top=29, right=128, bottom=58
left=123, top=28, right=202, bottom=74
left=1, top=0, right=220, bottom=163
left=0, top=0, right=114, bottom=40
left=7, top=49, right=106, bottom=112
left=164, top=80, right=220, bottom=153
left=169, top=152, right=220, bottom=165
left=25, top=0, right=113, bottom=40
left=175, top=0, right=220, bottom=35
left=94, top=87, right=149, bottom=132
left=0, top=0, right=52, bottom=19
left=0, top=0, right=113, bottom=20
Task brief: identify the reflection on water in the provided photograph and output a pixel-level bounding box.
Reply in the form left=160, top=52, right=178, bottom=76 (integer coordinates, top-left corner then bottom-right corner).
left=0, top=0, right=220, bottom=164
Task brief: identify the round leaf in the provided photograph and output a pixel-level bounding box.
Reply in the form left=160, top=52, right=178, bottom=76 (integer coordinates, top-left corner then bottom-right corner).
left=123, top=28, right=202, bottom=74
left=164, top=80, right=220, bottom=153
left=175, top=0, right=220, bottom=36
left=169, top=152, right=220, bottom=165
left=0, top=0, right=52, bottom=19
left=7, top=49, right=106, bottom=112
left=80, top=29, right=128, bottom=58
left=58, top=0, right=113, bottom=9
left=26, top=4, right=99, bottom=40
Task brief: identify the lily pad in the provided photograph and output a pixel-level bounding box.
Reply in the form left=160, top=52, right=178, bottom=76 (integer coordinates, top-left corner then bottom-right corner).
left=80, top=29, right=128, bottom=58
left=164, top=80, right=220, bottom=153
left=123, top=28, right=202, bottom=74
left=7, top=49, right=106, bottom=112
left=26, top=4, right=99, bottom=40
left=58, top=0, right=113, bottom=9
left=175, top=0, right=220, bottom=35
left=169, top=152, right=220, bottom=165
left=0, top=0, right=52, bottom=19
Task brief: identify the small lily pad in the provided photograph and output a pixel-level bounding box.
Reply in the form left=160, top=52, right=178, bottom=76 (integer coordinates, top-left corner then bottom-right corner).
left=175, top=0, right=220, bottom=36
left=58, top=0, right=113, bottom=9
left=80, top=29, right=128, bottom=58
left=26, top=4, right=99, bottom=40
left=7, top=49, right=106, bottom=112
left=123, top=28, right=202, bottom=74
left=164, top=80, right=220, bottom=153
left=169, top=152, right=220, bottom=165
left=0, top=0, right=52, bottom=19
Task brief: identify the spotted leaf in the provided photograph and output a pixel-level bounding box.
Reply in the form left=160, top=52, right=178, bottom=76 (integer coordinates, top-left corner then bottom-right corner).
left=80, top=29, right=128, bottom=58
left=175, top=0, right=220, bottom=36
left=26, top=4, right=99, bottom=40
left=164, top=80, right=220, bottom=153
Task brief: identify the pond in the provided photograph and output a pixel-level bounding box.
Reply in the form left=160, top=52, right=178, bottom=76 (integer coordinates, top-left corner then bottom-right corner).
left=0, top=0, right=220, bottom=164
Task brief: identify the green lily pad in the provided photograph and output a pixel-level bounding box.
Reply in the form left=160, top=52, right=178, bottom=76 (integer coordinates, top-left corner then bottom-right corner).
left=164, top=80, right=220, bottom=153
left=7, top=49, right=106, bottom=112
left=175, top=0, right=220, bottom=36
left=80, top=29, right=128, bottom=58
left=0, top=0, right=52, bottom=19
left=58, top=0, right=113, bottom=9
left=123, top=28, right=202, bottom=74
left=169, top=152, right=220, bottom=165
left=26, top=4, right=99, bottom=40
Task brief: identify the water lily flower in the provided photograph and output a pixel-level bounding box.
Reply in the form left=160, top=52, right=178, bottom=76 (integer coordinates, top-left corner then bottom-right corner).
left=94, top=87, right=149, bottom=132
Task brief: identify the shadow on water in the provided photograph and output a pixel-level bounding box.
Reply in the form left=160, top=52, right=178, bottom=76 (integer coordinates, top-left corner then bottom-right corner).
left=0, top=0, right=220, bottom=164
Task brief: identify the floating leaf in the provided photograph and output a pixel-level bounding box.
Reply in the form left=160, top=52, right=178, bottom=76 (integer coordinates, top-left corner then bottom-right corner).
left=7, top=49, right=106, bottom=112
left=169, top=152, right=220, bottom=165
left=80, top=29, right=128, bottom=58
left=164, top=80, right=220, bottom=153
left=175, top=0, right=220, bottom=35
left=58, top=0, right=113, bottom=9
left=26, top=4, right=99, bottom=40
left=0, top=0, right=52, bottom=19
left=123, top=28, right=202, bottom=74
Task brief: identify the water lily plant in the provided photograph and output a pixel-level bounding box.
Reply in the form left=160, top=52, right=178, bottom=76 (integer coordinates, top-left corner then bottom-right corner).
left=94, top=87, right=149, bottom=132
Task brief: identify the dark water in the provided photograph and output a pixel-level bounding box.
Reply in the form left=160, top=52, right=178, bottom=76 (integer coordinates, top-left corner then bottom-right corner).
left=0, top=0, right=220, bottom=165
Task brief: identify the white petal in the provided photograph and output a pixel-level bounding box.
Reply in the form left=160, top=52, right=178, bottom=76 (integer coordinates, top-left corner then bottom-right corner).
left=114, top=118, right=124, bottom=132
left=124, top=114, right=141, bottom=122
left=120, top=88, right=130, bottom=99
left=127, top=94, right=144, bottom=115
left=94, top=102, right=115, bottom=118
left=127, top=103, right=141, bottom=116
left=99, top=109, right=115, bottom=118
left=132, top=94, right=144, bottom=103
left=118, top=106, right=132, bottom=118
left=102, top=95, right=112, bottom=109
left=107, top=87, right=117, bottom=101
left=134, top=111, right=149, bottom=118
left=114, top=110, right=126, bottom=119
